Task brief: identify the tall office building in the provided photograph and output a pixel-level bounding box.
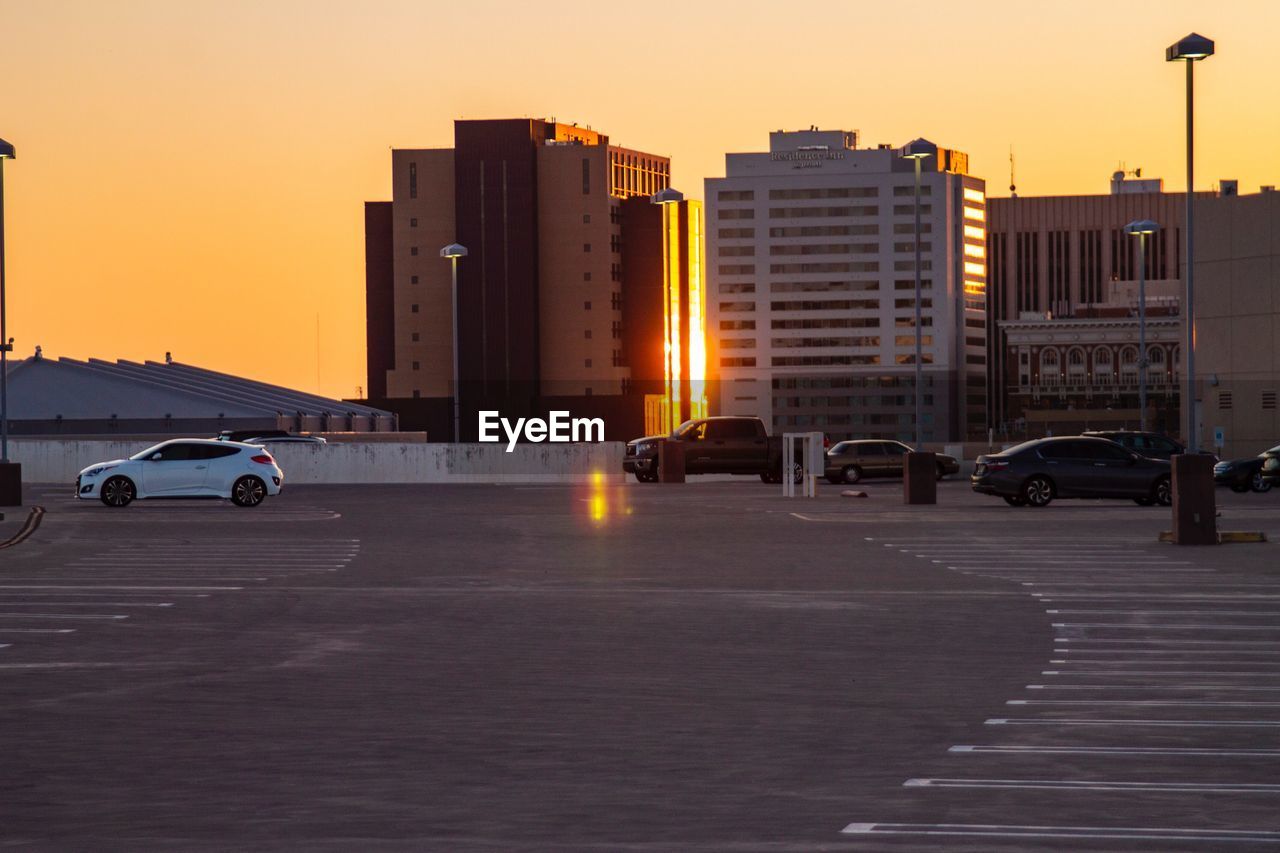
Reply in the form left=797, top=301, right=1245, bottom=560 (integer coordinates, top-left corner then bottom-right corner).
left=705, top=129, right=987, bottom=443
left=365, top=118, right=704, bottom=440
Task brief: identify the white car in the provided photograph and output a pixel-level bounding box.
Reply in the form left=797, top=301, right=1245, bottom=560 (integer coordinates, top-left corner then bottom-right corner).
left=76, top=439, right=285, bottom=508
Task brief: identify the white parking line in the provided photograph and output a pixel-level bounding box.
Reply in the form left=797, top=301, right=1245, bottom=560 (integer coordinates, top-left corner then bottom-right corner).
left=1028, top=683, right=1280, bottom=691
left=0, top=628, right=76, bottom=634
left=1050, top=609, right=1280, bottom=616
left=0, top=602, right=174, bottom=607
left=0, top=585, right=242, bottom=590
left=841, top=822, right=1280, bottom=843
left=1043, top=670, right=1280, bottom=677
left=0, top=613, right=128, bottom=620
left=905, top=778, right=1280, bottom=793
left=1009, top=698, right=1280, bottom=707
left=951, top=744, right=1280, bottom=757
left=1055, top=622, right=1280, bottom=631
left=987, top=718, right=1280, bottom=728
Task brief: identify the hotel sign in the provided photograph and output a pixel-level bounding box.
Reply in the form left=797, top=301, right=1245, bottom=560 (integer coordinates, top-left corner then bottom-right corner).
left=770, top=150, right=847, bottom=162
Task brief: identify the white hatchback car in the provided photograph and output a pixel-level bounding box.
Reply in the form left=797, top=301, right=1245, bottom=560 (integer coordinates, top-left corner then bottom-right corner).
left=76, top=439, right=285, bottom=508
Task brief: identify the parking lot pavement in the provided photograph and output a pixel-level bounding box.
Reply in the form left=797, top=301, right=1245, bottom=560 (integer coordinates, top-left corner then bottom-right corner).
left=0, top=480, right=1277, bottom=850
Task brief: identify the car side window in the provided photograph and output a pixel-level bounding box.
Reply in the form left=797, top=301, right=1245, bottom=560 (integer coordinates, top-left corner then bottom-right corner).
left=202, top=446, right=241, bottom=460
left=727, top=421, right=760, bottom=439
left=684, top=422, right=708, bottom=441
left=1086, top=442, right=1132, bottom=461
left=703, top=421, right=729, bottom=441
left=858, top=443, right=884, bottom=456
left=1038, top=442, right=1076, bottom=460
left=1151, top=437, right=1176, bottom=453
left=881, top=443, right=906, bottom=457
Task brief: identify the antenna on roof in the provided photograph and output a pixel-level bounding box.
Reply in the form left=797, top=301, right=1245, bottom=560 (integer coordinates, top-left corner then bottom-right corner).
left=1009, top=145, right=1017, bottom=197
left=165, top=351, right=173, bottom=364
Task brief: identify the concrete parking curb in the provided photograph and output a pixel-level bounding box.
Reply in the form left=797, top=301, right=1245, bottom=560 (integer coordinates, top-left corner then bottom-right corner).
left=1158, top=529, right=1267, bottom=544
left=0, top=506, right=45, bottom=550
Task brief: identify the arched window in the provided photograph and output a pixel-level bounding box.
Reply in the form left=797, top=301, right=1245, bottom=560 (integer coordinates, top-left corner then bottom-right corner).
left=1171, top=345, right=1181, bottom=376
left=1093, top=348, right=1113, bottom=383
left=1148, top=346, right=1166, bottom=368
left=1041, top=348, right=1061, bottom=371
left=1119, top=345, right=1139, bottom=371
left=1067, top=347, right=1087, bottom=374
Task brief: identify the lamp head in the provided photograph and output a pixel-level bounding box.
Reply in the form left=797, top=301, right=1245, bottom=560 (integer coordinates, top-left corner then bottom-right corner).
left=0, top=138, right=15, bottom=159
left=1167, top=33, right=1214, bottom=61
left=1124, top=219, right=1160, bottom=236
left=440, top=243, right=468, bottom=259
left=899, top=137, right=938, bottom=160
left=650, top=187, right=684, bottom=205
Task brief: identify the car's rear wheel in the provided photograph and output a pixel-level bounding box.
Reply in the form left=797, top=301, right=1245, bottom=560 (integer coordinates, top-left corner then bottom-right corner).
left=100, top=476, right=136, bottom=508
left=935, top=463, right=947, bottom=481
left=635, top=469, right=657, bottom=483
left=1003, top=495, right=1027, bottom=507
left=842, top=465, right=863, bottom=485
left=231, top=475, right=267, bottom=508
left=1152, top=476, right=1173, bottom=507
left=1022, top=476, right=1055, bottom=508
left=1251, top=472, right=1273, bottom=493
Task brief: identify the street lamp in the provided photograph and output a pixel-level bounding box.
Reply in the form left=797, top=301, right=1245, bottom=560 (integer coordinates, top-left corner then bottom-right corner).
left=0, top=138, right=15, bottom=471
left=1125, top=219, right=1159, bottom=432
left=440, top=243, right=468, bottom=443
left=899, top=138, right=937, bottom=448
left=1167, top=32, right=1214, bottom=451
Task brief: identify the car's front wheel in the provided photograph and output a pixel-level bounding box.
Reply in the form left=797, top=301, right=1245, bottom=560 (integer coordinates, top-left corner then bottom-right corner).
left=1251, top=472, right=1273, bottom=493
left=842, top=465, right=863, bottom=485
left=1022, top=475, right=1055, bottom=508
left=100, top=476, right=136, bottom=508
left=635, top=468, right=657, bottom=483
left=231, top=476, right=267, bottom=508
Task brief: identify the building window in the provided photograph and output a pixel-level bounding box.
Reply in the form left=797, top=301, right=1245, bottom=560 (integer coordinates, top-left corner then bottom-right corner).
left=584, top=300, right=592, bottom=310
left=583, top=272, right=592, bottom=282
left=410, top=218, right=418, bottom=227
left=412, top=361, right=420, bottom=371
left=1048, top=230, right=1070, bottom=314
left=611, top=292, right=622, bottom=310
left=1079, top=229, right=1103, bottom=304
left=411, top=333, right=420, bottom=342
left=412, top=390, right=420, bottom=399
left=408, top=162, right=417, bottom=199
left=411, top=304, right=419, bottom=313
left=610, top=234, right=621, bottom=253
left=410, top=247, right=419, bottom=256
left=611, top=321, right=621, bottom=339
left=584, top=329, right=592, bottom=339
left=1016, top=231, right=1040, bottom=313
left=584, top=358, right=592, bottom=368
left=582, top=158, right=590, bottom=195
left=583, top=243, right=591, bottom=253
left=583, top=213, right=591, bottom=224
left=410, top=275, right=419, bottom=284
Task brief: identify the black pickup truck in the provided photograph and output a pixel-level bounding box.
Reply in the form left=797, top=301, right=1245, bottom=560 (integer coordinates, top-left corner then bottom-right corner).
left=623, top=416, right=809, bottom=483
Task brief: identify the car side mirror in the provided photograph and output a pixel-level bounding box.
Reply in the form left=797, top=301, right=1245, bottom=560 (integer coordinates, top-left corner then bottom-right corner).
left=149, top=452, right=163, bottom=461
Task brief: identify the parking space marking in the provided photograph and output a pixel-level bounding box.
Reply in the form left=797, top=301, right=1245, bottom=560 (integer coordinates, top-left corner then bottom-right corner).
left=950, top=744, right=1280, bottom=757
left=987, top=718, right=1280, bottom=728
left=905, top=778, right=1280, bottom=794
left=1008, top=698, right=1280, bottom=707
left=841, top=822, right=1280, bottom=843
left=0, top=613, right=128, bottom=620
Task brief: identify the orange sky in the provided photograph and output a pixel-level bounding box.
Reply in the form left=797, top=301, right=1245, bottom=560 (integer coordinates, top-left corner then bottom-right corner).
left=2, top=0, right=1277, bottom=399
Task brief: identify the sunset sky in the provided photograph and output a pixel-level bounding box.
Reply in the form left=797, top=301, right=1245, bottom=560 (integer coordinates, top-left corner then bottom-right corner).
left=2, top=0, right=1277, bottom=399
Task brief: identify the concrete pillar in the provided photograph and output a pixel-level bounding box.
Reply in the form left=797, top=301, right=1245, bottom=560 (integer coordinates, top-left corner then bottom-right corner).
left=658, top=439, right=686, bottom=484
left=904, top=451, right=936, bottom=505
left=0, top=463, right=21, bottom=507
left=1172, top=454, right=1216, bottom=545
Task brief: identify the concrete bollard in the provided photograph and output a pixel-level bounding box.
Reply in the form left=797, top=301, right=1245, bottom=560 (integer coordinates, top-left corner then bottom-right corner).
left=0, top=463, right=22, bottom=507
left=1172, top=454, right=1216, bottom=545
left=903, top=451, right=937, bottom=505
left=658, top=439, right=686, bottom=484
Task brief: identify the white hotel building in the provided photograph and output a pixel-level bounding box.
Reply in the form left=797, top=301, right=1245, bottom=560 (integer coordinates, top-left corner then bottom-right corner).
left=705, top=129, right=988, bottom=443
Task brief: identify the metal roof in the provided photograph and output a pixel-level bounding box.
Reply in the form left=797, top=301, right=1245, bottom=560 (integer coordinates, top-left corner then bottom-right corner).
left=5, top=355, right=393, bottom=420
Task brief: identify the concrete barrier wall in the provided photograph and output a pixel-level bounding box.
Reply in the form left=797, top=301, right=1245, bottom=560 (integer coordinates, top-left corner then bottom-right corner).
left=8, top=440, right=626, bottom=485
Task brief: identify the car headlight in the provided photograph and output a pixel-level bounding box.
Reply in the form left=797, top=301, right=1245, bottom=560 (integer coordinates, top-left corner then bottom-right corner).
left=84, top=465, right=116, bottom=477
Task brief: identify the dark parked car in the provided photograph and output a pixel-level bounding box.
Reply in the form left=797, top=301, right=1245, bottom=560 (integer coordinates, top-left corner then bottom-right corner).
left=1082, top=430, right=1186, bottom=460
left=972, top=436, right=1172, bottom=508
left=1214, top=446, right=1279, bottom=493
left=624, top=416, right=808, bottom=483
left=823, top=440, right=959, bottom=485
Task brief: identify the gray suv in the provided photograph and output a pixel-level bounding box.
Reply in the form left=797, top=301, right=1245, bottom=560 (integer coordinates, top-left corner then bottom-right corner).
left=972, top=436, right=1172, bottom=508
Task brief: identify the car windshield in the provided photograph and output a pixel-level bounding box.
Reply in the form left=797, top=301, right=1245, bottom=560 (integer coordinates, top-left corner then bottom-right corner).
left=129, top=442, right=169, bottom=461
left=672, top=420, right=700, bottom=439
left=1264, top=446, right=1280, bottom=456
left=830, top=441, right=852, bottom=453
left=999, top=439, right=1043, bottom=457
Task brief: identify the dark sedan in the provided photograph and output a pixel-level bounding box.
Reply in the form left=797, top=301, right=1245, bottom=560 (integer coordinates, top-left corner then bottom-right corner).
left=972, top=436, right=1172, bottom=508
left=823, top=440, right=960, bottom=485
left=1214, top=445, right=1279, bottom=493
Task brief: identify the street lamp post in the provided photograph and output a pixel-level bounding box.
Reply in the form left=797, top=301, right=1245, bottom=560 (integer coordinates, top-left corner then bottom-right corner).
left=651, top=187, right=685, bottom=432
left=440, top=243, right=468, bottom=443
left=1125, top=220, right=1159, bottom=432
left=899, top=138, right=937, bottom=448
left=1167, top=32, right=1214, bottom=451
left=0, top=138, right=15, bottom=468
